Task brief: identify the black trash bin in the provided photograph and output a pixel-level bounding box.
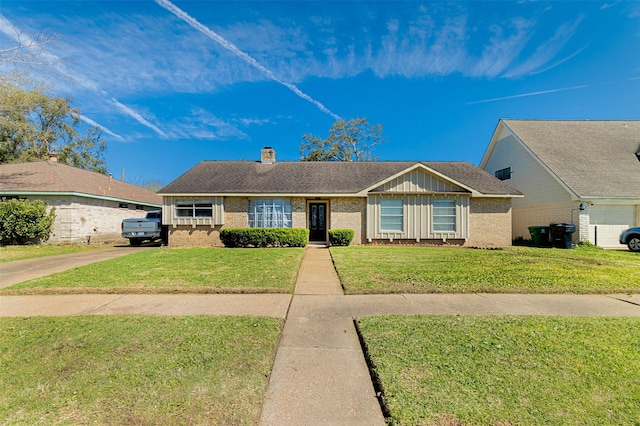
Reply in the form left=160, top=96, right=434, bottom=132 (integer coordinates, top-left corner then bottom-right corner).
left=550, top=223, right=576, bottom=249
left=528, top=226, right=551, bottom=247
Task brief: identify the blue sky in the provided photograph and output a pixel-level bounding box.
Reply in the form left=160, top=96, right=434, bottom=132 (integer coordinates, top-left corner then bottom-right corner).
left=1, top=1, right=639, bottom=185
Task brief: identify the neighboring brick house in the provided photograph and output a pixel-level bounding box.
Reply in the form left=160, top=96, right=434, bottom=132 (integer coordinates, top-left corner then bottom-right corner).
left=0, top=156, right=161, bottom=244
left=480, top=119, right=640, bottom=248
left=159, top=148, right=521, bottom=247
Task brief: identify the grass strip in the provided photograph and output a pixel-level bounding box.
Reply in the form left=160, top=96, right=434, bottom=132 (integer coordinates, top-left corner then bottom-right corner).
left=2, top=247, right=304, bottom=295
left=357, top=315, right=640, bottom=426
left=331, top=246, right=640, bottom=294
left=0, top=315, right=281, bottom=425
left=0, top=244, right=106, bottom=263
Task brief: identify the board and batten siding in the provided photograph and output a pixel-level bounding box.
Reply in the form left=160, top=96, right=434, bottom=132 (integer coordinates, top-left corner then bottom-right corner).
left=366, top=168, right=470, bottom=241
left=483, top=134, right=572, bottom=208
left=163, top=196, right=224, bottom=227
left=372, top=168, right=463, bottom=193
left=367, top=194, right=469, bottom=241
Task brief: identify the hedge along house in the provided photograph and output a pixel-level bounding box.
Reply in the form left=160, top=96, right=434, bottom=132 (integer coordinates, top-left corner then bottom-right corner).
left=0, top=156, right=161, bottom=244
left=159, top=148, right=522, bottom=247
left=480, top=120, right=640, bottom=248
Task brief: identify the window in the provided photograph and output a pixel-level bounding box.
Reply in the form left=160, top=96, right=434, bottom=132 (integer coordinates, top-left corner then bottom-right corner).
left=176, top=200, right=213, bottom=218
left=433, top=200, right=456, bottom=232
left=119, top=203, right=129, bottom=209
left=380, top=198, right=403, bottom=231
left=135, top=205, right=144, bottom=210
left=495, top=167, right=512, bottom=180
left=248, top=199, right=292, bottom=228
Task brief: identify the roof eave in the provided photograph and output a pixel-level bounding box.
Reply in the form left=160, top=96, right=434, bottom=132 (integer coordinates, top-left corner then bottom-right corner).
left=0, top=190, right=161, bottom=207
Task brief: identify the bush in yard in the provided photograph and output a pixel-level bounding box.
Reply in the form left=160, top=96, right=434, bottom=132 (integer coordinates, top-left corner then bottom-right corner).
left=0, top=199, right=56, bottom=245
left=328, top=229, right=355, bottom=246
left=220, top=228, right=309, bottom=248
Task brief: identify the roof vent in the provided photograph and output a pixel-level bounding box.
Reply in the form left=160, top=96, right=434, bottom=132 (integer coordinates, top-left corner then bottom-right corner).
left=636, top=152, right=640, bottom=162
left=48, top=152, right=58, bottom=163
left=261, top=147, right=275, bottom=164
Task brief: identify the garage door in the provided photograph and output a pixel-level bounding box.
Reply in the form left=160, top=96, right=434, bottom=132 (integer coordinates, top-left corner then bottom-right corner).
left=589, top=205, right=636, bottom=248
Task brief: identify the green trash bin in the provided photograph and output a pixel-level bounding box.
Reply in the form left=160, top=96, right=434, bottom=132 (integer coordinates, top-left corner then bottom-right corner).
left=528, top=226, right=550, bottom=247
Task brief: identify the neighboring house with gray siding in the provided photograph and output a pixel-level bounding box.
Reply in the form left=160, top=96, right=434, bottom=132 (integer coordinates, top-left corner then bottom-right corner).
left=480, top=119, right=640, bottom=248
left=159, top=148, right=521, bottom=248
left=0, top=157, right=162, bottom=244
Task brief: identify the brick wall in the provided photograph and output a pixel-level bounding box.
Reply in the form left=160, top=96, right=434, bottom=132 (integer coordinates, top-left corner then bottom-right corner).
left=329, top=197, right=366, bottom=245
left=25, top=195, right=152, bottom=244
left=168, top=196, right=308, bottom=247
left=168, top=225, right=223, bottom=246
left=467, top=198, right=513, bottom=247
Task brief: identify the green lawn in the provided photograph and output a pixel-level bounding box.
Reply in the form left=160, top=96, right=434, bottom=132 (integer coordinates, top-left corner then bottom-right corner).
left=331, top=246, right=640, bottom=294
left=2, top=247, right=304, bottom=295
left=0, top=315, right=281, bottom=425
left=0, top=244, right=106, bottom=263
left=357, top=315, right=640, bottom=426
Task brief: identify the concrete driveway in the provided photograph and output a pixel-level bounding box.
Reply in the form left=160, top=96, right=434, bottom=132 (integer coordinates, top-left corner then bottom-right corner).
left=0, top=246, right=152, bottom=289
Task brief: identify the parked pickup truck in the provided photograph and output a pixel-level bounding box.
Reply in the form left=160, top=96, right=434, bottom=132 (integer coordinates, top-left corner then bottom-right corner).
left=121, top=210, right=167, bottom=246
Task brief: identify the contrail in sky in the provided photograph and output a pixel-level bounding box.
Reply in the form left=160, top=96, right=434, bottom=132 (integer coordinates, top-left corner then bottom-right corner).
left=467, top=84, right=590, bottom=105
left=80, top=115, right=124, bottom=141
left=111, top=99, right=168, bottom=138
left=154, top=0, right=342, bottom=121
left=0, top=14, right=163, bottom=139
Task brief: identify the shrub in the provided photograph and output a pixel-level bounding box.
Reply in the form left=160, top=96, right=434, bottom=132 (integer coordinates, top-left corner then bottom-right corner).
left=576, top=240, right=603, bottom=250
left=0, top=199, right=56, bottom=245
left=328, top=229, right=355, bottom=246
left=220, top=228, right=309, bottom=248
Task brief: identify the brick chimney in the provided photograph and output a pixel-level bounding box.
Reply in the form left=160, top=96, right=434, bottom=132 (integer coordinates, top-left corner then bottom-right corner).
left=48, top=153, right=58, bottom=162
left=261, top=146, right=275, bottom=164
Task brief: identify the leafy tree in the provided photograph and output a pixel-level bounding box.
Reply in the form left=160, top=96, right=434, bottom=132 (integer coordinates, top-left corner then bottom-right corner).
left=300, top=118, right=385, bottom=161
left=0, top=80, right=107, bottom=173
left=0, top=199, right=56, bottom=245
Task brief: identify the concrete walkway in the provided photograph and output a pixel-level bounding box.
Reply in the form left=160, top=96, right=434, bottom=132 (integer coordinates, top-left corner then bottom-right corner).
left=1, top=246, right=640, bottom=425
left=259, top=247, right=385, bottom=425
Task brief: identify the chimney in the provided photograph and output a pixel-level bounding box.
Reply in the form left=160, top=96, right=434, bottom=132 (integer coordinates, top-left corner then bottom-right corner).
left=261, top=146, right=276, bottom=164
left=48, top=153, right=58, bottom=163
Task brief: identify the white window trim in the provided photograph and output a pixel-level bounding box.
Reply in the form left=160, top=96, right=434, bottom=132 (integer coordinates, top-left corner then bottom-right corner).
left=432, top=199, right=457, bottom=233
left=380, top=198, right=404, bottom=232
left=248, top=198, right=292, bottom=228
left=175, top=200, right=214, bottom=218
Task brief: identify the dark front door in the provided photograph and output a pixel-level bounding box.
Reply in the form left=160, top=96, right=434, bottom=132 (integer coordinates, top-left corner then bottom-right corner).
left=309, top=203, right=327, bottom=242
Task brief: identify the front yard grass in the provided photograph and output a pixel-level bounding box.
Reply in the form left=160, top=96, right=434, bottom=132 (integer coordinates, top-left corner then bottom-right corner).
left=331, top=246, right=640, bottom=294
left=0, top=315, right=281, bottom=425
left=357, top=315, right=640, bottom=426
left=2, top=247, right=304, bottom=295
left=0, top=244, right=106, bottom=263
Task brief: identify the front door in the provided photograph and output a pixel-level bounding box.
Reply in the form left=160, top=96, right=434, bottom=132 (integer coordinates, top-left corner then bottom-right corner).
left=309, top=203, right=327, bottom=242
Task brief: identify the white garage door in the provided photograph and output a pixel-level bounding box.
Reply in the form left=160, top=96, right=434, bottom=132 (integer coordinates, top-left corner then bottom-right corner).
left=589, top=205, right=636, bottom=248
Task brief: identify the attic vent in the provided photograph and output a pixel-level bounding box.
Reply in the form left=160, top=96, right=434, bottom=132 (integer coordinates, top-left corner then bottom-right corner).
left=636, top=152, right=640, bottom=162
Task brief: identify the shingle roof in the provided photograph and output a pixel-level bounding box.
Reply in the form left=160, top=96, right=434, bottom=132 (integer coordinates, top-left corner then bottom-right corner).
left=501, top=119, right=640, bottom=198
left=159, top=160, right=521, bottom=196
left=0, top=161, right=162, bottom=205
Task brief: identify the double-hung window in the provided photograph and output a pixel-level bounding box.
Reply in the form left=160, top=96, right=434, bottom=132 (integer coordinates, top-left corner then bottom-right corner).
left=433, top=199, right=456, bottom=232
left=176, top=200, right=213, bottom=218
left=248, top=199, right=292, bottom=228
left=380, top=198, right=403, bottom=232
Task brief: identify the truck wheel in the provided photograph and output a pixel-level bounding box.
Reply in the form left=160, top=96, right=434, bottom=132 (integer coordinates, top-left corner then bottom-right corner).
left=130, top=238, right=142, bottom=246
left=628, top=236, right=640, bottom=252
